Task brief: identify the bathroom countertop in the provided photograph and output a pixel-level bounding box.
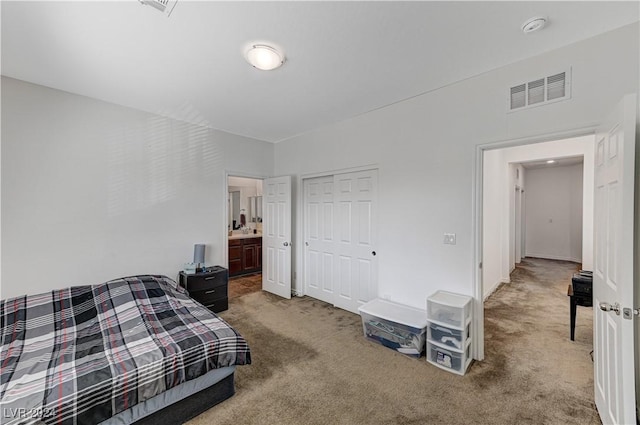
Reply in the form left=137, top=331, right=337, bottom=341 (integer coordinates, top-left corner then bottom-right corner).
left=229, top=232, right=262, bottom=240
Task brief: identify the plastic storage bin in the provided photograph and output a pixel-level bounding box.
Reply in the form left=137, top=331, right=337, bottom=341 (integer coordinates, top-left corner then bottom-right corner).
left=428, top=343, right=471, bottom=373
left=428, top=322, right=469, bottom=350
left=427, top=291, right=472, bottom=328
left=358, top=298, right=429, bottom=358
left=426, top=291, right=473, bottom=375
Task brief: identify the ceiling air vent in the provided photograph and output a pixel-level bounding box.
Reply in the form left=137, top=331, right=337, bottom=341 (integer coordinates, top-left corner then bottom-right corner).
left=139, top=0, right=178, bottom=16
left=508, top=68, right=571, bottom=112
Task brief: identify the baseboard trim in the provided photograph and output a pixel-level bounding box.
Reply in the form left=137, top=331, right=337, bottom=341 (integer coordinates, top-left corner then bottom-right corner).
left=483, top=278, right=511, bottom=301
left=525, top=254, right=582, bottom=263
left=483, top=281, right=501, bottom=301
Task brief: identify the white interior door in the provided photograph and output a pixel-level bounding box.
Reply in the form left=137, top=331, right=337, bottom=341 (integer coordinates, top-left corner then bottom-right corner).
left=304, top=176, right=335, bottom=304
left=521, top=190, right=526, bottom=259
left=333, top=170, right=378, bottom=314
left=262, top=175, right=292, bottom=299
left=515, top=186, right=522, bottom=263
left=593, top=94, right=636, bottom=425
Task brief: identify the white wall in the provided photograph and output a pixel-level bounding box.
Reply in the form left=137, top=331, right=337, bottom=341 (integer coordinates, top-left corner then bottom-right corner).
left=525, top=163, right=584, bottom=262
left=482, top=149, right=507, bottom=298
left=274, top=23, right=638, bottom=310
left=1, top=77, right=274, bottom=299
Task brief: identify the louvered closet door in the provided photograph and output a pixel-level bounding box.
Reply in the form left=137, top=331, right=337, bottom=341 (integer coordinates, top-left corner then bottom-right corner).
left=304, top=176, right=335, bottom=304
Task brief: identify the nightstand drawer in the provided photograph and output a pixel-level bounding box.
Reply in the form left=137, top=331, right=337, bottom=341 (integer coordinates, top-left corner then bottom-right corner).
left=181, top=268, right=228, bottom=292
left=202, top=297, right=228, bottom=314
left=191, top=285, right=228, bottom=305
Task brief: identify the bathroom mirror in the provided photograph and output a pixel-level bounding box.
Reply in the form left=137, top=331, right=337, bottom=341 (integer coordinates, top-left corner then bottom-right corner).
left=228, top=177, right=263, bottom=230
left=249, top=196, right=262, bottom=223
left=229, top=191, right=240, bottom=229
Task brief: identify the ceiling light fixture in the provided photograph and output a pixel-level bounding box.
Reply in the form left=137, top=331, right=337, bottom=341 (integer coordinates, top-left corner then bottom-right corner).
left=546, top=160, right=556, bottom=164
left=245, top=44, right=285, bottom=71
left=522, top=17, right=547, bottom=34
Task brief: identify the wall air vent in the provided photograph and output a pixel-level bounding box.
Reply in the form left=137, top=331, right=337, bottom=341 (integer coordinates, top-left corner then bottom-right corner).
left=139, top=0, right=178, bottom=16
left=510, top=84, right=526, bottom=109
left=508, top=68, right=571, bottom=112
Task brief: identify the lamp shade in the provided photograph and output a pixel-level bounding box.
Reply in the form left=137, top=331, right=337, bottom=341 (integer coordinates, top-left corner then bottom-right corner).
left=194, top=244, right=205, bottom=265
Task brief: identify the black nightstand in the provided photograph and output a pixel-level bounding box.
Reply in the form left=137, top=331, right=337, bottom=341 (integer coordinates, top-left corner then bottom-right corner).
left=179, top=266, right=229, bottom=313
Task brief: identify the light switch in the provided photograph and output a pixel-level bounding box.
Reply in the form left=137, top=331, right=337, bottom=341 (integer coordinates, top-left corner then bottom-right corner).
left=444, top=233, right=456, bottom=245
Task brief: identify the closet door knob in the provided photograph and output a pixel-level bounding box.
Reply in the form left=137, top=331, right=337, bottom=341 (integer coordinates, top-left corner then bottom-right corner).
left=371, top=251, right=377, bottom=256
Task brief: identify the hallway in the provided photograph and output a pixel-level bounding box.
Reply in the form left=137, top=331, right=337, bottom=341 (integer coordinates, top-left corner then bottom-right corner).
left=482, top=257, right=596, bottom=423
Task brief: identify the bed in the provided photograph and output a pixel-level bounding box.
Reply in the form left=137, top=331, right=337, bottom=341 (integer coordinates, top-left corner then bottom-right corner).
left=0, top=275, right=251, bottom=425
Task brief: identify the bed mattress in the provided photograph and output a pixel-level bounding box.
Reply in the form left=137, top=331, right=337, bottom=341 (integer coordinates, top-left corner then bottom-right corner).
left=0, top=275, right=251, bottom=425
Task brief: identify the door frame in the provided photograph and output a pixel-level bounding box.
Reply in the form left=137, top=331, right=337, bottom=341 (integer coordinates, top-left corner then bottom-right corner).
left=296, top=164, right=379, bottom=297
left=514, top=184, right=522, bottom=264
left=472, top=126, right=597, bottom=361
left=222, top=171, right=268, bottom=272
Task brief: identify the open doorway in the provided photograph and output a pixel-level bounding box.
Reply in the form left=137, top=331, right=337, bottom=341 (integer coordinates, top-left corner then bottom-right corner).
left=227, top=175, right=264, bottom=298
left=481, top=135, right=594, bottom=300
left=477, top=133, right=596, bottom=399
left=474, top=97, right=637, bottom=424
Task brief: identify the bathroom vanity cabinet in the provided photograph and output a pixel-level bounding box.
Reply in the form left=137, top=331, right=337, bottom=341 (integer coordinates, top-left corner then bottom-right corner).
left=229, top=236, right=262, bottom=277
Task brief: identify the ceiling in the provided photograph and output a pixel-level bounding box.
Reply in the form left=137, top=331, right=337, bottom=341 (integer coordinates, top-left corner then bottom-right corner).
left=2, top=1, right=638, bottom=143
left=521, top=155, right=584, bottom=170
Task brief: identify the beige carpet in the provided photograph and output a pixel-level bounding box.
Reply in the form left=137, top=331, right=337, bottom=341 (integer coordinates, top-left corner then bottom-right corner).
left=188, top=258, right=597, bottom=425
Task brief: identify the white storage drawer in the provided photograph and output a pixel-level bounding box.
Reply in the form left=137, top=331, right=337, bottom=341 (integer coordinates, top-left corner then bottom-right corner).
left=428, top=343, right=471, bottom=374
left=427, top=291, right=472, bottom=328
left=428, top=322, right=469, bottom=350
left=426, top=291, right=473, bottom=375
left=359, top=299, right=429, bottom=358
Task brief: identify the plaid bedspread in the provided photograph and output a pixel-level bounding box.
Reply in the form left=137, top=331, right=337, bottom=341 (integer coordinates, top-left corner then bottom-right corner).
left=0, top=275, right=251, bottom=425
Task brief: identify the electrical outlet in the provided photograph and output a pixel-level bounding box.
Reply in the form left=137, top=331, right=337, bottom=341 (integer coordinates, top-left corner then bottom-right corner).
left=443, top=233, right=456, bottom=245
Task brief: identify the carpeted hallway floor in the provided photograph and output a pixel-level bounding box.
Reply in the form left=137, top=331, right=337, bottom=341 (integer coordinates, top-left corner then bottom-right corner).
left=189, top=258, right=596, bottom=425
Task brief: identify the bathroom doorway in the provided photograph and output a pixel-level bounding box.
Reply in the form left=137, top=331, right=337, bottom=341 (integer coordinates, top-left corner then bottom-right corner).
left=227, top=175, right=264, bottom=298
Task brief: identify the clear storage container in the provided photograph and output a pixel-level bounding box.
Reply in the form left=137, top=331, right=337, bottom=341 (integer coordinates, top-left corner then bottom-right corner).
left=358, top=298, right=429, bottom=358
left=426, top=291, right=473, bottom=375
left=427, top=291, right=472, bottom=328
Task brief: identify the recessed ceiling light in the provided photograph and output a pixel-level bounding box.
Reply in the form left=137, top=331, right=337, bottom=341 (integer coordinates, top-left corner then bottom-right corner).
left=522, top=17, right=547, bottom=34
left=245, top=44, right=285, bottom=71
left=546, top=160, right=556, bottom=164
